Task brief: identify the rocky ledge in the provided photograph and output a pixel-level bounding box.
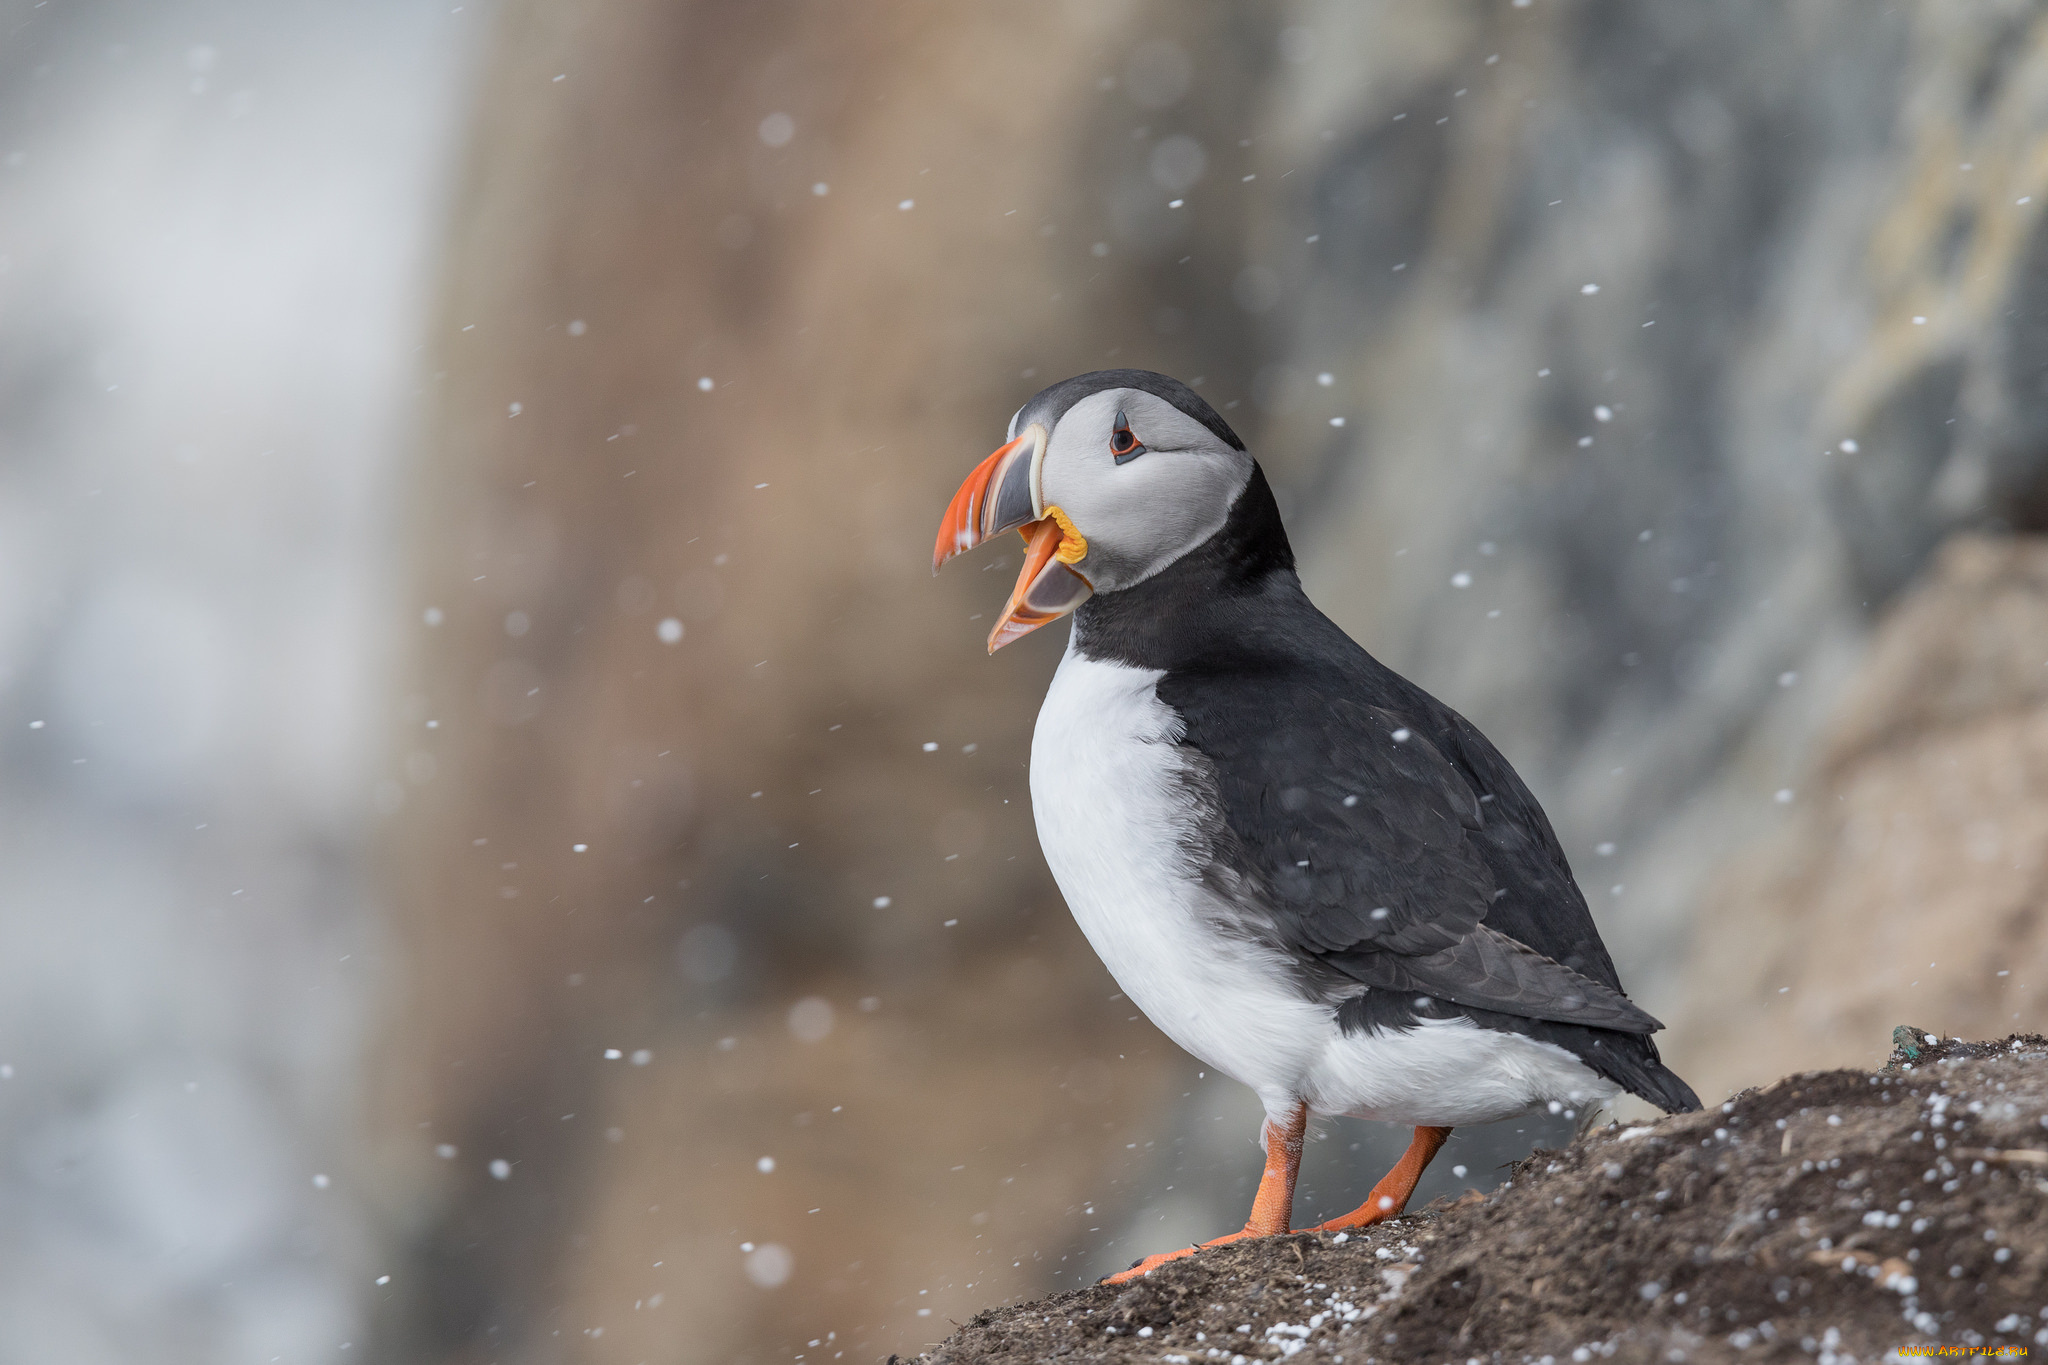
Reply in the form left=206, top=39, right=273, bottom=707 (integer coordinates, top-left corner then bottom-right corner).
left=918, top=1034, right=2048, bottom=1364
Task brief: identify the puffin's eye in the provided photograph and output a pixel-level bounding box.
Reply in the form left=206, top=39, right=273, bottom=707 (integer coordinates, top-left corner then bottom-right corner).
left=1109, top=410, right=1147, bottom=465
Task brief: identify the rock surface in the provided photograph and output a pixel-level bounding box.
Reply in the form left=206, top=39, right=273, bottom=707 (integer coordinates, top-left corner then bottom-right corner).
left=922, top=1036, right=2048, bottom=1363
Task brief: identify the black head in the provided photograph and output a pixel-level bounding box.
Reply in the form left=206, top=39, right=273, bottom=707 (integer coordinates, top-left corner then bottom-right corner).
left=1006, top=369, right=1246, bottom=453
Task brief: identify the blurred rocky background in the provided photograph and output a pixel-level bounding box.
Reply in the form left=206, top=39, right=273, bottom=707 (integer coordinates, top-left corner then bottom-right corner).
left=0, top=0, right=470, bottom=1360
left=5, top=0, right=2048, bottom=1361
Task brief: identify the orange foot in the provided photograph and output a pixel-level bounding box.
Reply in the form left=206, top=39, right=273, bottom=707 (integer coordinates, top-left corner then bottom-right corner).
left=1104, top=1103, right=1309, bottom=1285
left=1303, top=1199, right=1402, bottom=1234
left=1302, top=1125, right=1452, bottom=1233
left=1104, top=1227, right=1271, bottom=1284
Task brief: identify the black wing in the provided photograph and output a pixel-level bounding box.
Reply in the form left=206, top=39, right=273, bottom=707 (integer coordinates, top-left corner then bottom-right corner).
left=1160, top=653, right=1660, bottom=1035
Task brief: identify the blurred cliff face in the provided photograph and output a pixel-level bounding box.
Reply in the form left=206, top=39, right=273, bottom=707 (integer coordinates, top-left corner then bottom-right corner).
left=376, top=1, right=2048, bottom=1361
left=0, top=1, right=467, bottom=1360
left=1678, top=535, right=2048, bottom=1105
left=373, top=4, right=1263, bottom=1359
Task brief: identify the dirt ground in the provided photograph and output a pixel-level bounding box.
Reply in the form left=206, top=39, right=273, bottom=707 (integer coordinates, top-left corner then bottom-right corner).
left=915, top=1034, right=2048, bottom=1364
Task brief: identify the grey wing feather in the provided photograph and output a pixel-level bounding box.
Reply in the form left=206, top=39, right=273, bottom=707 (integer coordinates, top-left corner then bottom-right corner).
left=1180, top=674, right=1660, bottom=1033
left=1331, top=925, right=1662, bottom=1033
left=1214, top=697, right=1497, bottom=957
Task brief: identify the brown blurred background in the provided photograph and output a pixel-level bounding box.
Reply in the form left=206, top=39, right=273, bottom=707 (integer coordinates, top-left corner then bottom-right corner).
left=6, top=0, right=2048, bottom=1361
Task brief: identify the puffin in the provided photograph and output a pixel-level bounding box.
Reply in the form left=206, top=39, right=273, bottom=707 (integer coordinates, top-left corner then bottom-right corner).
left=933, top=369, right=1699, bottom=1282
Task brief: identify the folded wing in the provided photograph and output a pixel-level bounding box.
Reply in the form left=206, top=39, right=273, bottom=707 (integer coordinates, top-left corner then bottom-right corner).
left=1166, top=663, right=1658, bottom=1035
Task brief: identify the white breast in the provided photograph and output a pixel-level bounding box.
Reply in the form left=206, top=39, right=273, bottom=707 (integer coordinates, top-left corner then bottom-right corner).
left=1029, top=643, right=1619, bottom=1127
left=1030, top=648, right=1326, bottom=1116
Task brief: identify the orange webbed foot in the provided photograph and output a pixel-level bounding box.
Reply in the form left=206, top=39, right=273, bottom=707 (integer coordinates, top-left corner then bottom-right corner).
left=1301, top=1192, right=1405, bottom=1234
left=1301, top=1124, right=1452, bottom=1235
left=1102, top=1102, right=1311, bottom=1285
left=1102, top=1227, right=1269, bottom=1284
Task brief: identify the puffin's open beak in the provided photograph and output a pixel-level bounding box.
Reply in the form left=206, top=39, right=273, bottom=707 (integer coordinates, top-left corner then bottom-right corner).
left=934, top=423, right=1094, bottom=652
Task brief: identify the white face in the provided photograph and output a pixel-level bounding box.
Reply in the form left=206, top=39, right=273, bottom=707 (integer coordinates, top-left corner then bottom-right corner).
left=1037, top=387, right=1253, bottom=593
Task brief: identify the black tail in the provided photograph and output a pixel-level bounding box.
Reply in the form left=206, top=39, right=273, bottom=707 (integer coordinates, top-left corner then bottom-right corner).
left=1561, top=1025, right=1701, bottom=1113
left=1627, top=1060, right=1702, bottom=1114
left=1609, top=1036, right=1701, bottom=1113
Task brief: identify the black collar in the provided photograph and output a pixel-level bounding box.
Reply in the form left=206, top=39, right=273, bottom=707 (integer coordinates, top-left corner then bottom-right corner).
left=1071, top=463, right=1307, bottom=671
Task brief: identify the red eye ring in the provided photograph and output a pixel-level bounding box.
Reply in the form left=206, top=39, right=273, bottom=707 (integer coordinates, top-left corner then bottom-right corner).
left=1109, top=408, right=1145, bottom=463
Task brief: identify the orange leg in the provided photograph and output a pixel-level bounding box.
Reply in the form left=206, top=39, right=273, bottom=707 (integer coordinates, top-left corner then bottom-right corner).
left=1103, top=1101, right=1308, bottom=1284
left=1304, top=1125, right=1452, bottom=1232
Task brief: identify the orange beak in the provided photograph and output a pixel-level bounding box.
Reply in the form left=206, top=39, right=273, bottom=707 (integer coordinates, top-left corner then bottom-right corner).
left=934, top=423, right=1093, bottom=652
